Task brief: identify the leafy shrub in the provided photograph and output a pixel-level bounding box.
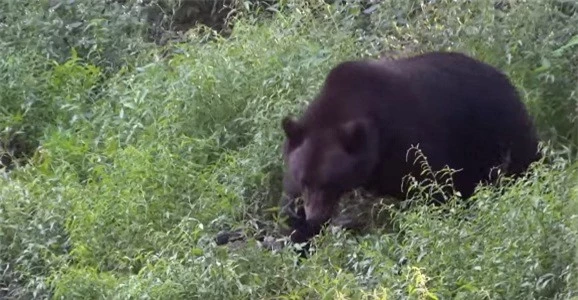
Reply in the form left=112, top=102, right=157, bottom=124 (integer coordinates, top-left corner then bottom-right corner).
left=0, top=0, right=577, bottom=299
left=365, top=0, right=578, bottom=149
left=0, top=0, right=150, bottom=71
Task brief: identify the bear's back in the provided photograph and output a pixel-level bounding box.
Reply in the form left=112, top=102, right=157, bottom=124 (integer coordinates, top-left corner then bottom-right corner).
left=384, top=52, right=539, bottom=194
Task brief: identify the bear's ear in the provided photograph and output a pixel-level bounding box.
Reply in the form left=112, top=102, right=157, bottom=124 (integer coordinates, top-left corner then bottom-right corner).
left=282, top=116, right=304, bottom=142
left=337, top=119, right=370, bottom=154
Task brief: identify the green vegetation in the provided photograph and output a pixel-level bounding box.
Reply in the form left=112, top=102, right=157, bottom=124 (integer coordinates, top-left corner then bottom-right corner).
left=1, top=0, right=577, bottom=298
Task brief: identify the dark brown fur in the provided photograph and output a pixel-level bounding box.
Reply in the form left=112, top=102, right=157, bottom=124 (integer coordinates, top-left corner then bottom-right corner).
left=280, top=51, right=540, bottom=244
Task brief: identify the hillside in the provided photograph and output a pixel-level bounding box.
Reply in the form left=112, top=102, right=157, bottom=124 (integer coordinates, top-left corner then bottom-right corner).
left=1, top=0, right=577, bottom=298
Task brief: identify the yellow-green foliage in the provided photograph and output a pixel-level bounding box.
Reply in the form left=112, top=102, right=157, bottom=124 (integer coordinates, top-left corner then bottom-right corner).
left=0, top=0, right=577, bottom=299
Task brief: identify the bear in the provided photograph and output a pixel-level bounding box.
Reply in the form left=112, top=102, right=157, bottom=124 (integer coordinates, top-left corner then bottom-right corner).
left=279, top=51, right=541, bottom=244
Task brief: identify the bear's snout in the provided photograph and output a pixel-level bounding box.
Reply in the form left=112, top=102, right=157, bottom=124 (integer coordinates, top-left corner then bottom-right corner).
left=303, top=190, right=335, bottom=227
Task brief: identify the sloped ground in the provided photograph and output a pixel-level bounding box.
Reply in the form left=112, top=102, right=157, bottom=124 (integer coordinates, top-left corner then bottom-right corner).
left=1, top=0, right=577, bottom=298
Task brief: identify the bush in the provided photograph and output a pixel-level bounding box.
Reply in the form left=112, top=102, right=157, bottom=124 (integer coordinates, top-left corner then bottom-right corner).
left=364, top=0, right=578, bottom=148
left=0, top=0, right=577, bottom=299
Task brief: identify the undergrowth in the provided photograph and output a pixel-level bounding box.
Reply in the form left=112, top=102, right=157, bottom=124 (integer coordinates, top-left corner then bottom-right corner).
left=1, top=0, right=577, bottom=299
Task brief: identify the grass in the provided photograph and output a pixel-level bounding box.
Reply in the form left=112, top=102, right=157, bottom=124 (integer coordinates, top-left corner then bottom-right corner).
left=1, top=0, right=578, bottom=299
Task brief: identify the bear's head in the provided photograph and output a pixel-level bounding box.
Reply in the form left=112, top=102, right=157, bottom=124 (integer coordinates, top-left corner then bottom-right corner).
left=281, top=116, right=380, bottom=228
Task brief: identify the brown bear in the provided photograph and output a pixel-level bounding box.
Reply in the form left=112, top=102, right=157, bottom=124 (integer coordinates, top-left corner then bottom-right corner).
left=279, top=51, right=540, bottom=244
